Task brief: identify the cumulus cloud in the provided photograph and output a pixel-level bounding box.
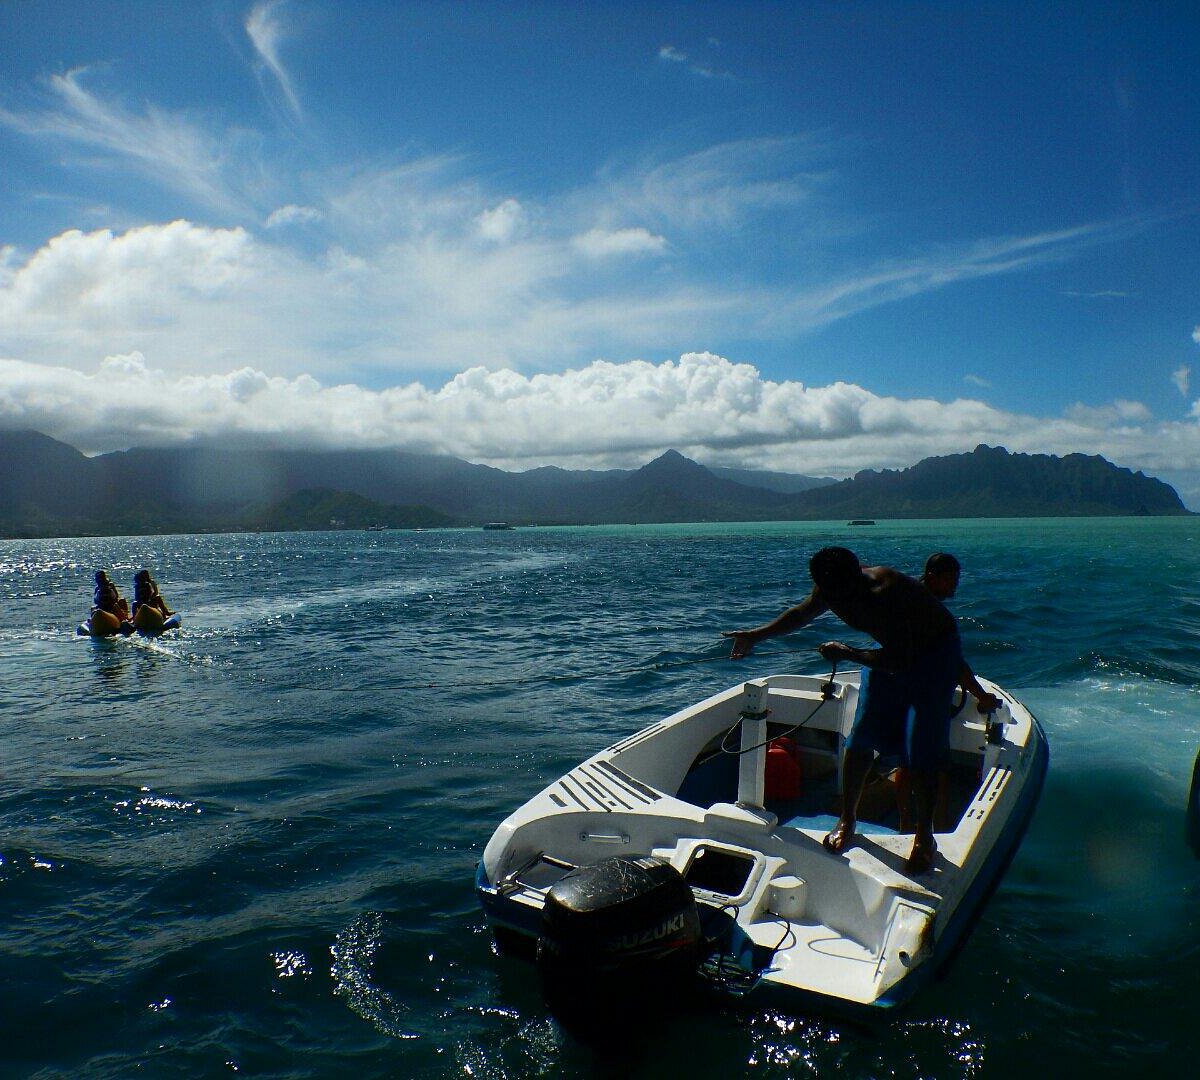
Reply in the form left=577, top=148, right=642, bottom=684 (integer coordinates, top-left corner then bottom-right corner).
left=0, top=221, right=251, bottom=318
left=0, top=221, right=274, bottom=370
left=475, top=199, right=524, bottom=243
left=1, top=54, right=1142, bottom=379
left=3, top=351, right=1197, bottom=508
left=245, top=0, right=302, bottom=117
left=0, top=215, right=1162, bottom=386
left=1064, top=399, right=1153, bottom=426
left=0, top=220, right=722, bottom=377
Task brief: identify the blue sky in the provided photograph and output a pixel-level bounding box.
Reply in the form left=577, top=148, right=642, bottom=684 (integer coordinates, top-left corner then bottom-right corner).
left=2, top=1, right=1198, bottom=505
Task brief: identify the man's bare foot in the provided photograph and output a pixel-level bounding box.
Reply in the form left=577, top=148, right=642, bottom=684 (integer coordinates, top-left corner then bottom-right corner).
left=905, top=834, right=937, bottom=875
left=822, top=818, right=855, bottom=854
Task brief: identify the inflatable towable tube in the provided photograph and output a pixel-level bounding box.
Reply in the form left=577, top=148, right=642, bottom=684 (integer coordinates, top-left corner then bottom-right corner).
left=77, top=608, right=132, bottom=637
left=132, top=606, right=182, bottom=636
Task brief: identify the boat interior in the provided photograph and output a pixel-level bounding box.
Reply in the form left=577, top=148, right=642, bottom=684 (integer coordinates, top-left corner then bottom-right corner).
left=676, top=717, right=988, bottom=838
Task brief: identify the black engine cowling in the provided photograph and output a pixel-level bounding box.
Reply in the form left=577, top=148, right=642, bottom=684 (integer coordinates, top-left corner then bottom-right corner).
left=536, top=855, right=702, bottom=1015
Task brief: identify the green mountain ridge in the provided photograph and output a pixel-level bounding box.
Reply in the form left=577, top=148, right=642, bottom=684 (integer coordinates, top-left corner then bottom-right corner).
left=0, top=431, right=1188, bottom=538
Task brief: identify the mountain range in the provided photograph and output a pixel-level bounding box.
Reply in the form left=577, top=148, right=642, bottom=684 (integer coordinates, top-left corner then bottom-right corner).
left=0, top=430, right=1188, bottom=538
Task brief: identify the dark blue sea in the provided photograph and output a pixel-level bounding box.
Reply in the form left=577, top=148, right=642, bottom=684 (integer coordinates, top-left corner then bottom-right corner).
left=3, top=518, right=1198, bottom=1078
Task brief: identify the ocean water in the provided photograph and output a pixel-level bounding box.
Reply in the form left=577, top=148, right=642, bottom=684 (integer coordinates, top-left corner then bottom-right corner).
left=2, top=518, right=1198, bottom=1079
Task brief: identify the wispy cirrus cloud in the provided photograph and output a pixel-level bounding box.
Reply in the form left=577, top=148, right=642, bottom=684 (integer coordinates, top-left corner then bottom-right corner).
left=265, top=203, right=322, bottom=229
left=0, top=213, right=1150, bottom=382
left=0, top=63, right=1162, bottom=397
left=0, top=68, right=252, bottom=218
left=1174, top=364, right=1190, bottom=398
left=771, top=222, right=1128, bottom=333
left=657, top=43, right=730, bottom=80
left=245, top=0, right=302, bottom=118
left=572, top=227, right=666, bottom=258
left=609, top=137, right=828, bottom=233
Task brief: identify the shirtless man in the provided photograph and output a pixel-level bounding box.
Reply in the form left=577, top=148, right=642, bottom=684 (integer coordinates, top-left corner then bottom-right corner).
left=723, top=546, right=960, bottom=874
left=888, top=552, right=1000, bottom=831
left=921, top=553, right=999, bottom=713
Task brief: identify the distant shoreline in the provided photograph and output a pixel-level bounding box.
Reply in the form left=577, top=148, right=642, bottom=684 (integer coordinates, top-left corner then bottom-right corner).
left=5, top=514, right=1194, bottom=543
left=2, top=432, right=1189, bottom=536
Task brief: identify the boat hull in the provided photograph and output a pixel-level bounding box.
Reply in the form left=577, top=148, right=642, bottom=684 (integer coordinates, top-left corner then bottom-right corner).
left=477, top=671, right=1048, bottom=1013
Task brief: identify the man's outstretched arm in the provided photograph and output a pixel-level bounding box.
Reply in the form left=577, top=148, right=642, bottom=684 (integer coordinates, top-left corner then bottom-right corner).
left=723, top=592, right=827, bottom=658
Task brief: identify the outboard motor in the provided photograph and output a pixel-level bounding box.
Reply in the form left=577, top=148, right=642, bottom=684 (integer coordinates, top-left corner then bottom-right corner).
left=536, top=855, right=703, bottom=1020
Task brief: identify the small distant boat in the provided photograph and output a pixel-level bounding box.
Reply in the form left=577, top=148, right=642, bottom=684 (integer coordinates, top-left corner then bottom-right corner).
left=482, top=522, right=514, bottom=530
left=847, top=519, right=876, bottom=526
left=478, top=670, right=1047, bottom=1014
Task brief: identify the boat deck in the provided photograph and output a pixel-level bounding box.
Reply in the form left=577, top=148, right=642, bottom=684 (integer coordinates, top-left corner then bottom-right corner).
left=678, top=729, right=984, bottom=838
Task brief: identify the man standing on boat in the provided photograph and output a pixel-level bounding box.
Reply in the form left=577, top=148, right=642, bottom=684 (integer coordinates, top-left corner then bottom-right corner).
left=723, top=546, right=960, bottom=874
left=920, top=552, right=999, bottom=714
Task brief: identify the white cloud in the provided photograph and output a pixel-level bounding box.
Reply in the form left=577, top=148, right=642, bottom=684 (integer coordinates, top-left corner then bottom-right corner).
left=0, top=215, right=1159, bottom=387
left=773, top=223, right=1122, bottom=333
left=0, top=220, right=727, bottom=378
left=0, top=68, right=250, bottom=217
left=265, top=204, right=322, bottom=228
left=1193, top=326, right=1200, bottom=346
left=656, top=43, right=728, bottom=79
left=1173, top=364, right=1190, bottom=398
left=964, top=374, right=991, bottom=388
left=572, top=227, right=667, bottom=258
left=475, top=199, right=524, bottom=243
left=2, top=351, right=1197, bottom=509
left=613, top=138, right=823, bottom=233
left=0, top=57, right=1146, bottom=376
left=0, top=222, right=267, bottom=369
left=1064, top=399, right=1153, bottom=426
left=245, top=0, right=302, bottom=118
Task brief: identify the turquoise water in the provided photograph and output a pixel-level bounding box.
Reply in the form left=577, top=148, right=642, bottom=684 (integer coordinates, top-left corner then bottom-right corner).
left=2, top=518, right=1198, bottom=1078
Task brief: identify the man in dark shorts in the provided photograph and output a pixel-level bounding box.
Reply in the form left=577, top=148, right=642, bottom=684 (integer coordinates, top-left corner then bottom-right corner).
left=921, top=552, right=999, bottom=714
left=723, top=546, right=961, bottom=874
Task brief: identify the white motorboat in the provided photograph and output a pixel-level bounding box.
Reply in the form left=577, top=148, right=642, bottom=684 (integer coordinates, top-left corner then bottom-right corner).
left=477, top=669, right=1048, bottom=1014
